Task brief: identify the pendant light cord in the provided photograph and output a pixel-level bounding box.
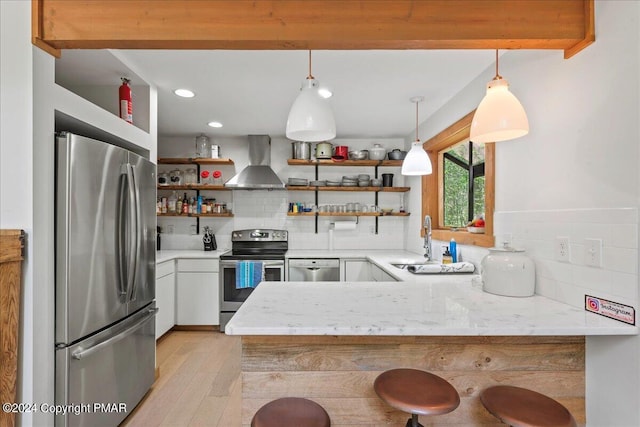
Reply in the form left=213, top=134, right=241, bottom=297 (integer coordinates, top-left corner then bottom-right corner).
left=494, top=49, right=502, bottom=80
left=415, top=100, right=419, bottom=142
left=307, top=50, right=314, bottom=80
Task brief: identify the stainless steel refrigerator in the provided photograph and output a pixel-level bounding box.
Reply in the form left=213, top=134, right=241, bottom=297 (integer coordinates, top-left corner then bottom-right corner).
left=55, top=132, right=157, bottom=427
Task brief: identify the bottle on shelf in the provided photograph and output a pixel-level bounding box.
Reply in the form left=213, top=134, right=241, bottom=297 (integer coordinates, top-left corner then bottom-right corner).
left=181, top=193, right=189, bottom=214
left=176, top=194, right=183, bottom=214
left=168, top=191, right=177, bottom=213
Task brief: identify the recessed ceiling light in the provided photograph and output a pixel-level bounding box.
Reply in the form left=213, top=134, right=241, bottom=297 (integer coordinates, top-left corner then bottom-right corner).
left=174, top=89, right=195, bottom=98
left=318, top=88, right=333, bottom=99
left=208, top=121, right=223, bottom=128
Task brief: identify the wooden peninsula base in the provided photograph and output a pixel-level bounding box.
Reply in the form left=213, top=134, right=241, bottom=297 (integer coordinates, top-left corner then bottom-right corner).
left=240, top=335, right=585, bottom=426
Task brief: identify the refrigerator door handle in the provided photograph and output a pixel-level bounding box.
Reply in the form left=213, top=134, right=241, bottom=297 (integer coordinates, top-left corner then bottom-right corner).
left=116, top=165, right=129, bottom=297
left=71, top=307, right=159, bottom=360
left=129, top=164, right=142, bottom=302
left=124, top=163, right=138, bottom=302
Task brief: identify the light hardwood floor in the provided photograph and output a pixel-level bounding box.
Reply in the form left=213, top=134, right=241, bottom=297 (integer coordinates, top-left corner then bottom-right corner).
left=122, top=331, right=241, bottom=427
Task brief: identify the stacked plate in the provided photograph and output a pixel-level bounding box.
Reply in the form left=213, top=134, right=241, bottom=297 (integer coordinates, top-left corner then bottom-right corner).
left=358, top=174, right=370, bottom=187
left=310, top=180, right=326, bottom=187
left=342, top=175, right=358, bottom=187
left=326, top=180, right=342, bottom=187
left=288, top=177, right=309, bottom=186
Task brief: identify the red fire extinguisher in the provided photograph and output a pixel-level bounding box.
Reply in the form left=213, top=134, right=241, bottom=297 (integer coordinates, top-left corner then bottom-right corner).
left=119, top=77, right=133, bottom=124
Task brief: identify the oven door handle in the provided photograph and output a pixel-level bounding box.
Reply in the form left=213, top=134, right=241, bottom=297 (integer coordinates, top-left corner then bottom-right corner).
left=222, top=261, right=284, bottom=268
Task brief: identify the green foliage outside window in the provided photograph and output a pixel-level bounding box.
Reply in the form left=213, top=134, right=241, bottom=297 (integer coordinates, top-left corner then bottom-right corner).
left=443, top=141, right=485, bottom=227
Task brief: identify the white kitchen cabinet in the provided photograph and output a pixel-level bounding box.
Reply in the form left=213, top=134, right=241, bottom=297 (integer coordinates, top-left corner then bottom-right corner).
left=176, top=259, right=219, bottom=325
left=155, top=260, right=176, bottom=339
left=371, top=263, right=397, bottom=282
left=343, top=260, right=373, bottom=282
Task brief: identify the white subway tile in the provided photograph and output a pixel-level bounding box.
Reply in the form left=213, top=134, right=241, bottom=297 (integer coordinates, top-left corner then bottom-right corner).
left=610, top=223, right=639, bottom=249
left=603, top=247, right=638, bottom=274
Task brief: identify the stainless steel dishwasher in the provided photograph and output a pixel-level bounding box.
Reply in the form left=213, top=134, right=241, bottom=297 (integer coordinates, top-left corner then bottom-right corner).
left=288, top=259, right=340, bottom=281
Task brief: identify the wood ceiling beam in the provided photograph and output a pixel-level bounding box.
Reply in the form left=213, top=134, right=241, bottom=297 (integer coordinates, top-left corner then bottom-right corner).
left=33, top=0, right=594, bottom=58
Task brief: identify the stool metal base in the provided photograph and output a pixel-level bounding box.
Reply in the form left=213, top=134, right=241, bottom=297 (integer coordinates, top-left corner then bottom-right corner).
left=405, top=414, right=424, bottom=427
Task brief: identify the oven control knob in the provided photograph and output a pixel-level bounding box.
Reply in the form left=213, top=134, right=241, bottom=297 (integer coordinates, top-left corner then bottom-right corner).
left=274, top=232, right=280, bottom=238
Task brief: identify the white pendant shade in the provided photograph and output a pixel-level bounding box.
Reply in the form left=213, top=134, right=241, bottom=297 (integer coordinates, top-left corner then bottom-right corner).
left=286, top=78, right=336, bottom=142
left=401, top=141, right=432, bottom=176
left=470, top=77, right=529, bottom=143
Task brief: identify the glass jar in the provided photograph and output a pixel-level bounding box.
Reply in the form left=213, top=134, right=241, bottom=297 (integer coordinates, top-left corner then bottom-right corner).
left=195, top=134, right=210, bottom=158
left=169, top=169, right=182, bottom=185
left=158, top=172, right=169, bottom=186
left=185, top=168, right=197, bottom=185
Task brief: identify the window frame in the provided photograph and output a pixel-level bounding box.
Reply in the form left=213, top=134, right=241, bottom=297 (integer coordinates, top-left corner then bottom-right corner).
left=421, top=110, right=495, bottom=248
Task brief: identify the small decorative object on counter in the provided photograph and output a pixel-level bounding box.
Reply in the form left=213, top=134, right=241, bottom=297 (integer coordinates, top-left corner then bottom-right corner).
left=449, top=238, right=457, bottom=262
left=195, top=134, right=210, bottom=158
left=119, top=77, right=133, bottom=124
left=203, top=226, right=217, bottom=251
left=442, top=246, right=453, bottom=264
left=481, top=242, right=535, bottom=297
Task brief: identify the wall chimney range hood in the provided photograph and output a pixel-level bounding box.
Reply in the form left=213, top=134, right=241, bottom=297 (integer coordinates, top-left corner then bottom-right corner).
left=224, top=135, right=285, bottom=189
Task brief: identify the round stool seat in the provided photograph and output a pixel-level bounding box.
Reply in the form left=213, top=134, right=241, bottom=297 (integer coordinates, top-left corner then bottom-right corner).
left=480, top=385, right=577, bottom=427
left=374, top=368, right=460, bottom=416
left=251, top=397, right=330, bottom=427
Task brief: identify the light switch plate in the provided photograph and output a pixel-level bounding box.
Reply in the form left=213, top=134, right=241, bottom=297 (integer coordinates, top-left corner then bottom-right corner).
left=585, top=238, right=603, bottom=268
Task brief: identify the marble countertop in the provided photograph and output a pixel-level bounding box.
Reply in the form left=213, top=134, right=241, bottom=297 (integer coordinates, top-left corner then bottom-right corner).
left=156, top=249, right=229, bottom=263
left=225, top=279, right=638, bottom=337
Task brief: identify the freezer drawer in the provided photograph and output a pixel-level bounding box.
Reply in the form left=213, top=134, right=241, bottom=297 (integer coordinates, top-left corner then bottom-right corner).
left=55, top=304, right=157, bottom=427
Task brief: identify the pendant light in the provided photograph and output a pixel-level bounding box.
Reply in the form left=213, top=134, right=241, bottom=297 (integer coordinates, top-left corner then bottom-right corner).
left=470, top=49, right=529, bottom=143
left=286, top=50, right=336, bottom=142
left=401, top=96, right=432, bottom=176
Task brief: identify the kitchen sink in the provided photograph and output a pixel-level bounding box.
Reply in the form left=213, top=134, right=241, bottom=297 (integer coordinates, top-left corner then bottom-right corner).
left=391, top=263, right=428, bottom=270
left=391, top=261, right=475, bottom=274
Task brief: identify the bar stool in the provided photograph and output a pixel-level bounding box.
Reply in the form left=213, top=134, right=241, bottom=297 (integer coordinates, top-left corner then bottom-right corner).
left=480, top=385, right=577, bottom=427
left=251, top=397, right=330, bottom=427
left=374, top=368, right=460, bottom=427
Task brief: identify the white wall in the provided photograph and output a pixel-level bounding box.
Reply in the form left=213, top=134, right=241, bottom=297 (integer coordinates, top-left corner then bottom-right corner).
left=404, top=2, right=640, bottom=424
left=0, top=2, right=35, bottom=425
left=158, top=136, right=409, bottom=251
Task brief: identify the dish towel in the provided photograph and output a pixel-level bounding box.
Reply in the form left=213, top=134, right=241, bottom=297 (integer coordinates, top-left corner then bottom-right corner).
left=407, top=262, right=475, bottom=274
left=236, top=261, right=264, bottom=289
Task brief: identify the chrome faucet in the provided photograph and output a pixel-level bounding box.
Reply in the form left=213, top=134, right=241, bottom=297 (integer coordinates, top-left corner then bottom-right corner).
left=423, top=215, right=432, bottom=261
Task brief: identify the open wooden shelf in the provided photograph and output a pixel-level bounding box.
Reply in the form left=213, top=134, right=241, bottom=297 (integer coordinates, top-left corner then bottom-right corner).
left=287, top=212, right=409, bottom=217
left=157, top=213, right=233, bottom=218
left=286, top=185, right=409, bottom=192
left=158, top=157, right=234, bottom=165
left=287, top=159, right=402, bottom=167
left=158, top=185, right=230, bottom=191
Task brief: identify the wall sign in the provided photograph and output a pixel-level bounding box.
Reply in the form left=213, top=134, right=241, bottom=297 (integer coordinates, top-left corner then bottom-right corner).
left=585, top=295, right=635, bottom=325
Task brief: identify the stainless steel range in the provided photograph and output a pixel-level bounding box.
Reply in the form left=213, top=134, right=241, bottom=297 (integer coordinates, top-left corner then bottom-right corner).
left=219, top=229, right=288, bottom=331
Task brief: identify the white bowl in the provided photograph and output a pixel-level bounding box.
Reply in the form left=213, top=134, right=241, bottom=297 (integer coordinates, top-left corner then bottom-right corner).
left=467, top=226, right=485, bottom=234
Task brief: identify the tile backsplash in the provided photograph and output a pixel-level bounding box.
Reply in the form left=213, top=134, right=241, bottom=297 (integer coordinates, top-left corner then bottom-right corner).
left=493, top=208, right=638, bottom=310
left=159, top=190, right=406, bottom=251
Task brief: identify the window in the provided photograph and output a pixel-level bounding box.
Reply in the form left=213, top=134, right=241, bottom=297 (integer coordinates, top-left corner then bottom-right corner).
left=421, top=110, right=495, bottom=248
left=442, top=139, right=485, bottom=228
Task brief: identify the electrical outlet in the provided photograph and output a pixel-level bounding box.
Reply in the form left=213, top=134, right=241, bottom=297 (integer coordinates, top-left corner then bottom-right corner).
left=555, top=236, right=571, bottom=262
left=585, top=238, right=603, bottom=268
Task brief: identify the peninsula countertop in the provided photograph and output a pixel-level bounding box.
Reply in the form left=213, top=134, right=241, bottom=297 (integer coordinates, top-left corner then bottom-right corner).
left=224, top=279, right=638, bottom=336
